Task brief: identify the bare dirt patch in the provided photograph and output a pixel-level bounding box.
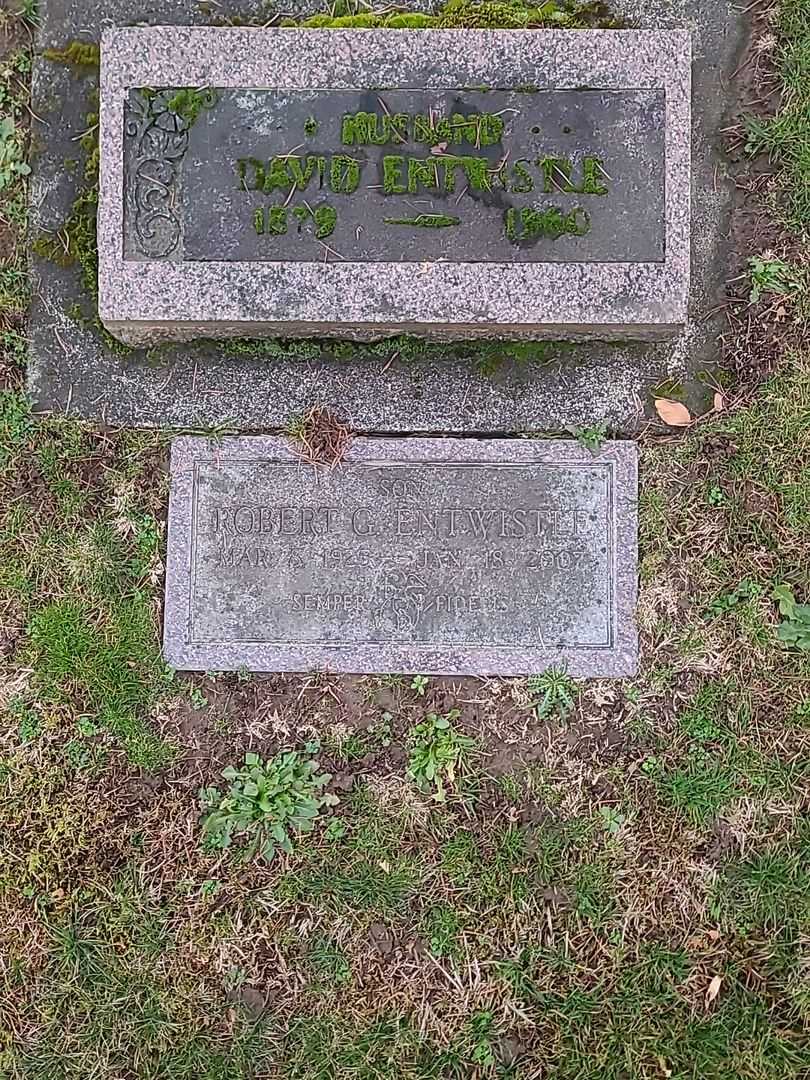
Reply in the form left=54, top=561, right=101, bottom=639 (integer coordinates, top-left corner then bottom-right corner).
left=721, top=4, right=810, bottom=379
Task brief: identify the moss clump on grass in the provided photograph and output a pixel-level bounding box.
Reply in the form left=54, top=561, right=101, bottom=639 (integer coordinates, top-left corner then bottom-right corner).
left=26, top=597, right=174, bottom=769
left=1, top=395, right=174, bottom=768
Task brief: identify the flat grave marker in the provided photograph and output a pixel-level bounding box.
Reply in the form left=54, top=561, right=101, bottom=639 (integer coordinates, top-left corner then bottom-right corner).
left=163, top=437, right=638, bottom=675
left=99, top=27, right=690, bottom=344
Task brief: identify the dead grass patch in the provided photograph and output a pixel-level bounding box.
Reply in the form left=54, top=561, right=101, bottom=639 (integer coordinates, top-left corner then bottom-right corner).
left=287, top=405, right=352, bottom=467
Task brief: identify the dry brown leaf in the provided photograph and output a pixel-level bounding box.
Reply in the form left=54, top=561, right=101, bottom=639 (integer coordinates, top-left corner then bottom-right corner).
left=713, top=392, right=725, bottom=413
left=706, top=974, right=722, bottom=1005
left=655, top=398, right=692, bottom=426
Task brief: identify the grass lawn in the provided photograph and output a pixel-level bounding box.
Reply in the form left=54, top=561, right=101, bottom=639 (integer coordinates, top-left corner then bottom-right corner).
left=1, top=2, right=809, bottom=1077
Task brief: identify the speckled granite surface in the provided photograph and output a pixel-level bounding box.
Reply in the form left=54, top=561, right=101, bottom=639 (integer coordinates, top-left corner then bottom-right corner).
left=164, top=436, right=638, bottom=675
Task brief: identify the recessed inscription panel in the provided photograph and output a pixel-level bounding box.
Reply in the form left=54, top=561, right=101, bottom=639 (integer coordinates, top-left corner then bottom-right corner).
left=123, top=87, right=665, bottom=264
left=188, top=459, right=613, bottom=648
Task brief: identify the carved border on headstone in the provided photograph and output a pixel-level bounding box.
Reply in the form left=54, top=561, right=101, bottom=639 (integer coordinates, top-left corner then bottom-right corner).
left=124, top=90, right=210, bottom=259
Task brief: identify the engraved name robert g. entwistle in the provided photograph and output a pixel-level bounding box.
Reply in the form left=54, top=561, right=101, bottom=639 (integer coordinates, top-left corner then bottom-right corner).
left=208, top=503, right=593, bottom=539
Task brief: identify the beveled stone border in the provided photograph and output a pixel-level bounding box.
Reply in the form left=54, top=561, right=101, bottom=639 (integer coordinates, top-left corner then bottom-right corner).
left=99, top=28, right=690, bottom=345
left=163, top=436, right=638, bottom=675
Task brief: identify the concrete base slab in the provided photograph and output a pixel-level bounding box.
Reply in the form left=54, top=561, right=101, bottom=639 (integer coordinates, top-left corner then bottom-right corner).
left=28, top=0, right=747, bottom=433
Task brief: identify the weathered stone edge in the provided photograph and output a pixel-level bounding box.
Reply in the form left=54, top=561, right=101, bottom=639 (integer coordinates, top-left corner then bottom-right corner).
left=162, top=436, right=639, bottom=676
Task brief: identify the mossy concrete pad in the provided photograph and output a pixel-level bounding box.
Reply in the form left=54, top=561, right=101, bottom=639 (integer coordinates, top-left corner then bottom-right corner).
left=163, top=435, right=638, bottom=675
left=28, top=0, right=747, bottom=433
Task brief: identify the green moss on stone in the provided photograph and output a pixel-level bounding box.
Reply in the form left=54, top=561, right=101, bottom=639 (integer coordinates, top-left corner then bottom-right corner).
left=383, top=155, right=407, bottom=194
left=384, top=214, right=461, bottom=228
left=42, top=41, right=100, bottom=69
left=32, top=183, right=98, bottom=298
left=287, top=155, right=323, bottom=190
left=313, top=206, right=337, bottom=239
left=268, top=207, right=287, bottom=235
left=302, top=0, right=616, bottom=30
left=652, top=378, right=686, bottom=400
left=264, top=157, right=293, bottom=192
left=218, top=334, right=569, bottom=372
left=582, top=155, right=609, bottom=194
left=32, top=97, right=131, bottom=356
left=505, top=205, right=590, bottom=242
left=79, top=111, right=100, bottom=182
left=166, top=88, right=216, bottom=126
left=407, top=157, right=440, bottom=193
left=303, top=12, right=436, bottom=28
left=329, top=154, right=361, bottom=193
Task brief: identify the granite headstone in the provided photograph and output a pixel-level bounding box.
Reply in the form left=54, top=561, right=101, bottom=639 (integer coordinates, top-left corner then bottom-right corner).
left=163, top=436, right=638, bottom=675
left=98, top=27, right=690, bottom=345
